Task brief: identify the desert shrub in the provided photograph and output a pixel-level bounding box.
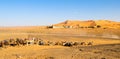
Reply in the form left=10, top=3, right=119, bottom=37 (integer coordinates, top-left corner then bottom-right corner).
left=45, top=57, right=54, bottom=59
left=88, top=26, right=94, bottom=28
left=97, top=25, right=101, bottom=28
left=80, top=27, right=84, bottom=28
left=103, top=28, right=107, bottom=29
left=101, top=57, right=106, bottom=59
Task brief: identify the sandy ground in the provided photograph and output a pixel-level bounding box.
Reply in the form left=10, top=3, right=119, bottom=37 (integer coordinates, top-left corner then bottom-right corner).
left=0, top=35, right=120, bottom=59
left=0, top=28, right=120, bottom=59
left=0, top=43, right=120, bottom=59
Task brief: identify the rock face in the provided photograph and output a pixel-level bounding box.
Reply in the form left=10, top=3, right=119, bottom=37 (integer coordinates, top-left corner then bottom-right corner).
left=52, top=20, right=120, bottom=29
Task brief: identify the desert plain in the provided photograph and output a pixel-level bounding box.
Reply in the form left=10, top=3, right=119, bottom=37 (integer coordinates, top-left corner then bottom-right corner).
left=0, top=20, right=120, bottom=59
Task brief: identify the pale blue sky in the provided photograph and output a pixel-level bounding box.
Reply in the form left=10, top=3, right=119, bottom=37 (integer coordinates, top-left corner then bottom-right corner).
left=0, top=0, right=120, bottom=26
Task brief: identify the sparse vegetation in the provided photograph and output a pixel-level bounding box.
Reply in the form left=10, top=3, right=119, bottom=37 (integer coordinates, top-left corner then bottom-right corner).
left=88, top=26, right=95, bottom=28
left=96, top=25, right=101, bottom=28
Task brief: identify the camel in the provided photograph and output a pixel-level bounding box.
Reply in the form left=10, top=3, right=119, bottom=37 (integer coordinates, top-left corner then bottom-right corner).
left=0, top=37, right=94, bottom=48
left=26, top=38, right=35, bottom=46
left=47, top=41, right=54, bottom=46
left=22, top=38, right=28, bottom=45
left=72, top=42, right=79, bottom=46
left=80, top=42, right=86, bottom=45
left=33, top=38, right=40, bottom=45
left=38, top=39, right=44, bottom=45
left=16, top=38, right=25, bottom=46
left=87, top=42, right=93, bottom=46
left=62, top=42, right=72, bottom=47
left=9, top=38, right=16, bottom=46
left=0, top=41, right=4, bottom=47
left=0, top=40, right=10, bottom=48
left=53, top=41, right=61, bottom=45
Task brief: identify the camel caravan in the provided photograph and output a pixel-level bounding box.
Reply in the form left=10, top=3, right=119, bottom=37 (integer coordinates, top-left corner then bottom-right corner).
left=0, top=38, right=93, bottom=48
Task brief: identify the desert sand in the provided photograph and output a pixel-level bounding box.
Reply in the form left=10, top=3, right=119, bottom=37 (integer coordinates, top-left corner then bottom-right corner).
left=0, top=20, right=120, bottom=59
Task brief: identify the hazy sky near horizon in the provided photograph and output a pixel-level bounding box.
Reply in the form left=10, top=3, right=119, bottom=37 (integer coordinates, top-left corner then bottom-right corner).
left=0, top=0, right=120, bottom=26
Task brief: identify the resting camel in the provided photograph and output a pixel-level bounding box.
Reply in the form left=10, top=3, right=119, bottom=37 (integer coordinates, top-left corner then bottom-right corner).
left=34, top=38, right=40, bottom=44
left=72, top=42, right=79, bottom=46
left=9, top=38, right=16, bottom=46
left=0, top=40, right=10, bottom=48
left=26, top=38, right=35, bottom=45
left=0, top=41, right=4, bottom=47
left=38, top=40, right=44, bottom=45
left=62, top=42, right=73, bottom=47
left=0, top=37, right=94, bottom=48
left=87, top=42, right=93, bottom=45
left=80, top=42, right=86, bottom=45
